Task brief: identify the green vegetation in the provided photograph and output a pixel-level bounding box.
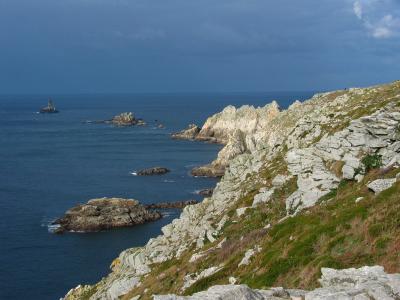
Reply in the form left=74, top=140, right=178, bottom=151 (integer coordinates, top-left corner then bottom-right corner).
left=120, top=81, right=400, bottom=299
left=361, top=154, right=383, bottom=173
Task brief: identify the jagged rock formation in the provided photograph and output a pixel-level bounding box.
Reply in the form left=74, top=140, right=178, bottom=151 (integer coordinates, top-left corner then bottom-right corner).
left=52, top=198, right=161, bottom=233
left=174, top=102, right=281, bottom=176
left=87, top=112, right=144, bottom=126
left=63, top=81, right=400, bottom=300
left=111, top=112, right=138, bottom=126
left=136, top=167, right=170, bottom=176
left=171, top=124, right=201, bottom=140
left=154, top=266, right=400, bottom=300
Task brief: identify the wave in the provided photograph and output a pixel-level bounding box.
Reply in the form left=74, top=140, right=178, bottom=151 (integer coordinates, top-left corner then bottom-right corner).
left=163, top=179, right=175, bottom=183
left=47, top=223, right=61, bottom=233
left=130, top=171, right=137, bottom=176
left=162, top=211, right=179, bottom=218
left=184, top=164, right=197, bottom=168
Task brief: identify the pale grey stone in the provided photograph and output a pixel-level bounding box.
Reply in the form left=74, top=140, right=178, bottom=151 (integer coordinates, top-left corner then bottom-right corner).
left=238, top=246, right=262, bottom=267
left=252, top=188, right=275, bottom=207
left=367, top=178, right=396, bottom=194
left=236, top=207, right=250, bottom=217
left=342, top=165, right=355, bottom=180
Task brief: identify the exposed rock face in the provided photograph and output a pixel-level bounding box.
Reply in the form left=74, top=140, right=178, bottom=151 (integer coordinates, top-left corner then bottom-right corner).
left=52, top=198, right=161, bottom=233
left=171, top=124, right=201, bottom=140
left=174, top=102, right=281, bottom=176
left=155, top=285, right=304, bottom=300
left=197, top=102, right=281, bottom=144
left=63, top=81, right=400, bottom=300
left=137, top=167, right=170, bottom=176
left=182, top=266, right=223, bottom=292
left=155, top=266, right=400, bottom=300
left=307, top=266, right=400, bottom=300
left=145, top=200, right=198, bottom=209
left=284, top=104, right=400, bottom=214
left=191, top=165, right=225, bottom=177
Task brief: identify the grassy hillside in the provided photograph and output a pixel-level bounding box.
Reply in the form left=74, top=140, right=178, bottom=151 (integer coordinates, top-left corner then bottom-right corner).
left=122, top=162, right=399, bottom=299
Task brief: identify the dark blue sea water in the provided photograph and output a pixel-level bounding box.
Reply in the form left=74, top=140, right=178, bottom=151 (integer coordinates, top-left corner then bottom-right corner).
left=0, top=92, right=313, bottom=300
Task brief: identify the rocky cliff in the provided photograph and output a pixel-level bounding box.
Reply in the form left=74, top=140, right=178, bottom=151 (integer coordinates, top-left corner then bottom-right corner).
left=64, top=81, right=400, bottom=300
left=173, top=102, right=281, bottom=176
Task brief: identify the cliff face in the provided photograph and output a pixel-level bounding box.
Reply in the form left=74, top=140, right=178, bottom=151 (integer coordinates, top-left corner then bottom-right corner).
left=64, top=81, right=400, bottom=300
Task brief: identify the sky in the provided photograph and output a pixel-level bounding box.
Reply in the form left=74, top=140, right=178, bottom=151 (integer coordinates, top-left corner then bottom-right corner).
left=0, top=0, right=399, bottom=94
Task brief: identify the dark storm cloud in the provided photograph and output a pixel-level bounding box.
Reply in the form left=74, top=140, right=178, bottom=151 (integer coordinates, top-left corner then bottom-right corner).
left=0, top=0, right=399, bottom=93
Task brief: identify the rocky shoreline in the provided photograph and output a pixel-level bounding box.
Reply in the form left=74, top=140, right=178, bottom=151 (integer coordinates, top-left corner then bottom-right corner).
left=63, top=81, right=400, bottom=300
left=144, top=200, right=198, bottom=210
left=172, top=102, right=281, bottom=177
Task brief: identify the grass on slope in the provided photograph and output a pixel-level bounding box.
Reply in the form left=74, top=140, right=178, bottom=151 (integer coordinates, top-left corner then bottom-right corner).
left=186, top=169, right=400, bottom=294
left=123, top=166, right=400, bottom=299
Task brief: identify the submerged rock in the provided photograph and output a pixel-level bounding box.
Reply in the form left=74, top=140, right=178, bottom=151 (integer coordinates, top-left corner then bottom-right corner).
left=137, top=167, right=170, bottom=176
left=52, top=198, right=161, bottom=233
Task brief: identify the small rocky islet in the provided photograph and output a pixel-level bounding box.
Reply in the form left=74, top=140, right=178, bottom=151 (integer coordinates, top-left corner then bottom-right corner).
left=52, top=198, right=198, bottom=233
left=136, top=167, right=170, bottom=176
left=86, top=112, right=146, bottom=126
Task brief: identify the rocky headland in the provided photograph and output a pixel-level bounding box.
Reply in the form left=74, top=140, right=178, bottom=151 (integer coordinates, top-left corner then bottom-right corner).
left=173, top=102, right=281, bottom=177
left=63, top=81, right=400, bottom=300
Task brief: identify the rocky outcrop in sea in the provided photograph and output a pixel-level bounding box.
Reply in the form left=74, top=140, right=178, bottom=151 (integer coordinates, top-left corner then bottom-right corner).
left=171, top=124, right=201, bottom=140
left=52, top=198, right=161, bottom=233
left=63, top=81, right=400, bottom=300
left=136, top=167, right=170, bottom=176
left=86, top=112, right=145, bottom=126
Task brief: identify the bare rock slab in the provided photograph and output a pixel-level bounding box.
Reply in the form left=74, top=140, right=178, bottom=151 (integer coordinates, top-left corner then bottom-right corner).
left=367, top=178, right=396, bottom=194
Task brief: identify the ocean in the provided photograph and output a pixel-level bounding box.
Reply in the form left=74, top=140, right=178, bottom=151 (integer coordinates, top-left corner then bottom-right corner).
left=0, top=92, right=313, bottom=299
